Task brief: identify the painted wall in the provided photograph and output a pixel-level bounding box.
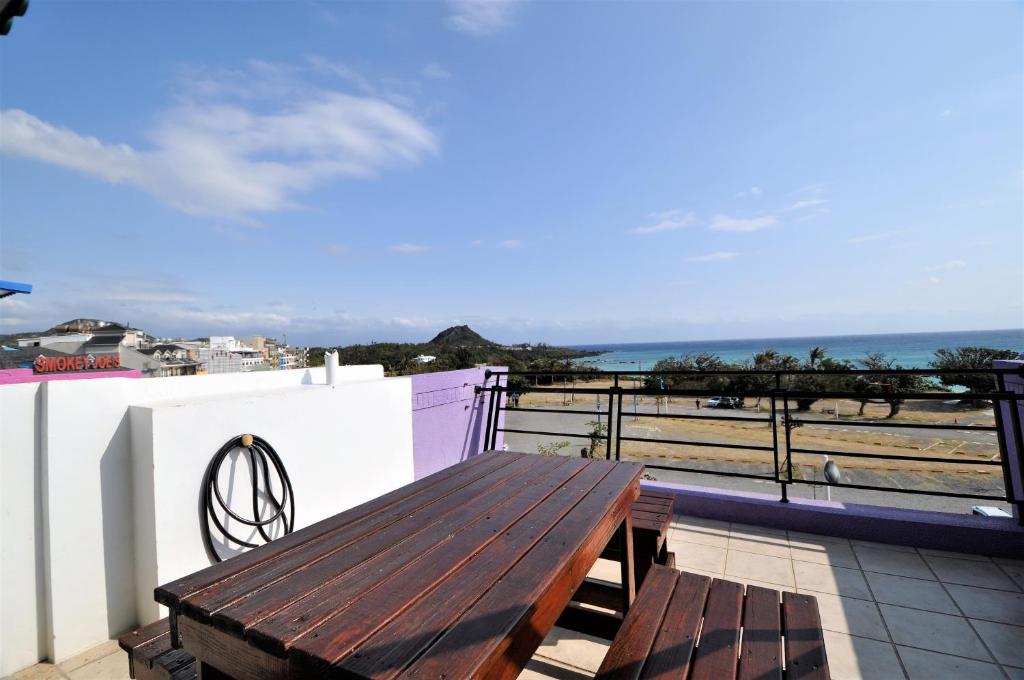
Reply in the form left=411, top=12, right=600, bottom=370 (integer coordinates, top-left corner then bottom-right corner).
left=0, top=367, right=141, bottom=384
left=409, top=367, right=505, bottom=479
left=0, top=364, right=411, bottom=676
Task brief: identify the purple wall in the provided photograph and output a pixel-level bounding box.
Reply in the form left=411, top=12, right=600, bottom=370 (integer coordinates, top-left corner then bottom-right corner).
left=641, top=479, right=1024, bottom=558
left=409, top=366, right=506, bottom=480
left=0, top=367, right=142, bottom=384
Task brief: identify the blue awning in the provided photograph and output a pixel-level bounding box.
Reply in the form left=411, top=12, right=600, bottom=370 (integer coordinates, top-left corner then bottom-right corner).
left=0, top=279, right=32, bottom=299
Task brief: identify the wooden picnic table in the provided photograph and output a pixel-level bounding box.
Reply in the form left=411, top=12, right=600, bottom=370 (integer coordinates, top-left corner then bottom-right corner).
left=155, top=451, right=642, bottom=680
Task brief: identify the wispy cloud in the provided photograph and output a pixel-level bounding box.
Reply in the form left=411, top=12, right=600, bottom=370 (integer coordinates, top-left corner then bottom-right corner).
left=632, top=210, right=697, bottom=235
left=446, top=0, right=524, bottom=35
left=687, top=251, right=738, bottom=263
left=847, top=230, right=903, bottom=244
left=788, top=198, right=828, bottom=211
left=927, top=276, right=942, bottom=285
left=939, top=109, right=957, bottom=119
left=422, top=63, right=452, bottom=80
left=470, top=239, right=484, bottom=246
left=926, top=259, right=967, bottom=272
left=735, top=187, right=762, bottom=198
left=390, top=243, right=431, bottom=254
left=709, top=214, right=777, bottom=233
left=499, top=239, right=522, bottom=249
left=0, top=60, right=438, bottom=220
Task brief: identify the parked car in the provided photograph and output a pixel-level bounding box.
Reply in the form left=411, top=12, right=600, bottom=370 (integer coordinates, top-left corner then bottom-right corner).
left=706, top=396, right=742, bottom=409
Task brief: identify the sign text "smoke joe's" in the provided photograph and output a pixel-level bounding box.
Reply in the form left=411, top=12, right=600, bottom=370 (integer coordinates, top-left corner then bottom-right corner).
left=34, top=353, right=121, bottom=373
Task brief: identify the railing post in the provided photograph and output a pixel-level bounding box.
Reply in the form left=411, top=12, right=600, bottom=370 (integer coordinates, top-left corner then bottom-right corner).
left=606, top=377, right=617, bottom=460
left=481, top=383, right=495, bottom=454
left=994, top=361, right=1024, bottom=524
left=489, top=383, right=504, bottom=450
left=772, top=373, right=789, bottom=503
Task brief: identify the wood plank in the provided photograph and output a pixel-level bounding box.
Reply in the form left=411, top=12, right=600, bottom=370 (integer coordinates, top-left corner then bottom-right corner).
left=555, top=603, right=622, bottom=641
left=331, top=461, right=615, bottom=678
left=251, top=457, right=592, bottom=659
left=156, top=451, right=520, bottom=608
left=398, top=462, right=642, bottom=680
left=689, top=578, right=744, bottom=680
left=738, top=585, right=782, bottom=680
left=179, top=615, right=287, bottom=680
left=783, top=592, right=830, bottom=680
left=593, top=565, right=678, bottom=680
left=200, top=455, right=561, bottom=631
left=638, top=570, right=711, bottom=680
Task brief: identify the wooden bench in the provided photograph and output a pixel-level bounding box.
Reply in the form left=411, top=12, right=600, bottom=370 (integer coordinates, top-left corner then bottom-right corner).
left=601, top=490, right=674, bottom=585
left=596, top=564, right=829, bottom=680
left=118, top=618, right=196, bottom=680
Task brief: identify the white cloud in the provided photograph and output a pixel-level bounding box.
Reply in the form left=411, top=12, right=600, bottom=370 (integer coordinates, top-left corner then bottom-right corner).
left=788, top=198, right=828, bottom=210
left=735, top=187, right=762, bottom=198
left=0, top=62, right=438, bottom=220
left=422, top=63, right=452, bottom=80
left=687, top=251, right=738, bottom=263
left=470, top=239, right=484, bottom=246
left=499, top=239, right=522, bottom=249
left=709, top=214, right=777, bottom=233
left=847, top=230, right=903, bottom=244
left=390, top=243, right=431, bottom=254
left=927, top=276, right=941, bottom=285
left=632, top=210, right=697, bottom=235
left=926, top=259, right=967, bottom=272
left=446, top=0, right=523, bottom=35
left=939, top=109, right=957, bottom=119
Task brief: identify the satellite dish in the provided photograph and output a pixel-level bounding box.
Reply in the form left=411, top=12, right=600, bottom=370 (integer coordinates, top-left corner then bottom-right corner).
left=824, top=460, right=841, bottom=485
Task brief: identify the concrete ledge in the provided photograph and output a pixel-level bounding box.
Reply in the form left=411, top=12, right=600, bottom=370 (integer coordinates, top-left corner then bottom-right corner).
left=641, top=479, right=1024, bottom=559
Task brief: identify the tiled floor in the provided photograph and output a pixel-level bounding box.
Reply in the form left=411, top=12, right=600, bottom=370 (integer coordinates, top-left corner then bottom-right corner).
left=9, top=516, right=1024, bottom=680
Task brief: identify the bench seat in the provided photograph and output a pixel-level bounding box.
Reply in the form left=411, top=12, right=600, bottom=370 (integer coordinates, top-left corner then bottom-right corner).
left=118, top=618, right=197, bottom=680
left=600, top=490, right=674, bottom=584
left=596, top=564, right=829, bottom=680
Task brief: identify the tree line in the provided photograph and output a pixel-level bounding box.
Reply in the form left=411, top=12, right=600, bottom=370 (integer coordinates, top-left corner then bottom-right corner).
left=639, top=346, right=1018, bottom=417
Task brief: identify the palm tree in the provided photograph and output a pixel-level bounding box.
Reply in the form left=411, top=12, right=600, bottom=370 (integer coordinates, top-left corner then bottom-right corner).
left=808, top=346, right=827, bottom=369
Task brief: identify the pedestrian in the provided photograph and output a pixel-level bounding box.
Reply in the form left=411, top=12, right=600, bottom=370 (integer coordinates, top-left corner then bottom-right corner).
left=695, top=398, right=701, bottom=410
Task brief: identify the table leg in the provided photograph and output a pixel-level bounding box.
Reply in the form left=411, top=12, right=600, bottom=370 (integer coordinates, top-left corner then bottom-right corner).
left=618, top=515, right=635, bottom=614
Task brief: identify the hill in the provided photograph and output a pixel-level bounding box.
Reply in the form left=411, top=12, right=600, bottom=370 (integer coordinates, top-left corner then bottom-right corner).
left=427, top=325, right=496, bottom=347
left=308, top=326, right=600, bottom=376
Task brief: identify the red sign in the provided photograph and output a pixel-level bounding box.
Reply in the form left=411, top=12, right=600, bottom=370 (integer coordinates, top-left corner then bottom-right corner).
left=34, top=353, right=121, bottom=374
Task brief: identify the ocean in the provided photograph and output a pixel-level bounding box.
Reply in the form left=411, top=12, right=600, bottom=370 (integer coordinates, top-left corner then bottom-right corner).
left=571, top=329, right=1024, bottom=371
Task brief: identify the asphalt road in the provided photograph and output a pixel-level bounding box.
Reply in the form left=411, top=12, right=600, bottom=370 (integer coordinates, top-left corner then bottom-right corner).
left=501, top=403, right=1013, bottom=516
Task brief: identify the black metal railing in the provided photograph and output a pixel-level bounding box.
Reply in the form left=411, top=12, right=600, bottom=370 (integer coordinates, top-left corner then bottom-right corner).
left=475, top=367, right=1024, bottom=519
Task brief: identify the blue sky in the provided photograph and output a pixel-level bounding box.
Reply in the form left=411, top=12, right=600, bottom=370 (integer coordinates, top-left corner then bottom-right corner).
left=0, top=0, right=1021, bottom=345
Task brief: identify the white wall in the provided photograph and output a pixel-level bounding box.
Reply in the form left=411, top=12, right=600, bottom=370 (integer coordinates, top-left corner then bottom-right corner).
left=0, top=365, right=413, bottom=676
left=0, top=382, right=46, bottom=676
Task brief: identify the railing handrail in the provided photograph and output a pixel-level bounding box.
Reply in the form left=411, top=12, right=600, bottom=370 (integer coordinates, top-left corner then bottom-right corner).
left=486, top=366, right=1024, bottom=377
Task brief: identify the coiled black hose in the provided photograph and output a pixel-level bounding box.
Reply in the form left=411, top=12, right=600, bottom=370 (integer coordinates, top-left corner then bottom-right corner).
left=200, top=434, right=294, bottom=563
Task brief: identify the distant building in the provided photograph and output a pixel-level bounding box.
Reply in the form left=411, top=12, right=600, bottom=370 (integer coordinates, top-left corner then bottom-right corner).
left=414, top=355, right=437, bottom=364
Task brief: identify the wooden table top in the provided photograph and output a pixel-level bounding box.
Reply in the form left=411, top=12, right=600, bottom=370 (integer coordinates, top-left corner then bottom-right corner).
left=156, top=451, right=642, bottom=680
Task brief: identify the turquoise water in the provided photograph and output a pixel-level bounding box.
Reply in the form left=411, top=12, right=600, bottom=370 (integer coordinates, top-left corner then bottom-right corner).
left=572, top=329, right=1024, bottom=371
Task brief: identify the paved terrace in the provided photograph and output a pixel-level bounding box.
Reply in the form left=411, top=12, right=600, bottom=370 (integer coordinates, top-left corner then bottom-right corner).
left=10, top=516, right=1022, bottom=680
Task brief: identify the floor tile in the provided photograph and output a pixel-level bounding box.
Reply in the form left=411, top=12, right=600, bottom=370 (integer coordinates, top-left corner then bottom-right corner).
left=586, top=558, right=621, bottom=584
left=945, top=583, right=1024, bottom=626
left=1005, top=666, right=1024, bottom=680
left=996, top=560, right=1024, bottom=590
left=924, top=556, right=1020, bottom=591
left=853, top=546, right=934, bottom=579
left=7, top=664, right=68, bottom=680
left=64, top=651, right=130, bottom=680
left=896, top=646, right=1005, bottom=680
left=519, top=657, right=593, bottom=680
left=850, top=539, right=917, bottom=554
left=724, top=550, right=794, bottom=587
left=533, top=626, right=609, bottom=674
left=790, top=542, right=860, bottom=569
left=916, top=547, right=992, bottom=563
left=969, top=619, right=1024, bottom=668
left=821, top=630, right=905, bottom=680
left=57, top=641, right=120, bottom=674
left=670, top=518, right=729, bottom=548
left=793, top=561, right=872, bottom=600
left=879, top=604, right=993, bottom=662
left=788, top=530, right=851, bottom=548
left=864, top=572, right=959, bottom=615
left=674, top=542, right=727, bottom=573
left=728, top=530, right=792, bottom=559
left=811, top=592, right=890, bottom=641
